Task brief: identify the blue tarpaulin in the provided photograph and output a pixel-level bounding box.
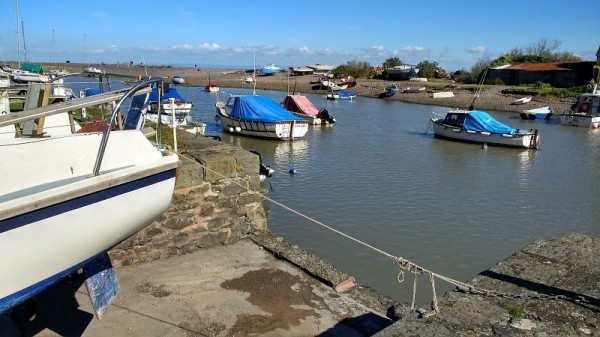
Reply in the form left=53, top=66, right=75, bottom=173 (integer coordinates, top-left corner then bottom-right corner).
left=230, top=96, right=303, bottom=122
left=85, top=88, right=100, bottom=97
left=149, top=86, right=186, bottom=101
left=463, top=110, right=517, bottom=134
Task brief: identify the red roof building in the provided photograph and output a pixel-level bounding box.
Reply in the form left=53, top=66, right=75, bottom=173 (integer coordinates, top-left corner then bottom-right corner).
left=487, top=61, right=596, bottom=88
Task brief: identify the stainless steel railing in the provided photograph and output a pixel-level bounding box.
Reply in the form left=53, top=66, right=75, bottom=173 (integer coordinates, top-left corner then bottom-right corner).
left=93, top=78, right=164, bottom=176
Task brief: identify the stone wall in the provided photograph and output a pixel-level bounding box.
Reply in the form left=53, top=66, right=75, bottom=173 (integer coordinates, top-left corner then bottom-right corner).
left=108, top=133, right=268, bottom=267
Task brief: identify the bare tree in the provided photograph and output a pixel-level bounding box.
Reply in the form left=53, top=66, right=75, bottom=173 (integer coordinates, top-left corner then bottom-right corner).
left=471, top=56, right=492, bottom=74
left=507, top=47, right=523, bottom=56
left=525, top=38, right=561, bottom=56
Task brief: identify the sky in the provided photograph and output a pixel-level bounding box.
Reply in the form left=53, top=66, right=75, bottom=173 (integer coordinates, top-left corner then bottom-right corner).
left=1, top=0, right=598, bottom=72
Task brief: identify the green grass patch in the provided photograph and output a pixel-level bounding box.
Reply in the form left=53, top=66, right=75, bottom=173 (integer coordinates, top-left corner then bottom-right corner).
left=506, top=303, right=525, bottom=318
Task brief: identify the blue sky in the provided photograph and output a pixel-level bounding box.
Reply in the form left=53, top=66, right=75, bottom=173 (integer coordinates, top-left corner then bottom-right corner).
left=1, top=0, right=598, bottom=71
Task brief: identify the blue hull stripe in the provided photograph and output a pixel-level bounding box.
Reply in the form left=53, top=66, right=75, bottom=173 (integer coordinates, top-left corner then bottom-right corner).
left=0, top=168, right=176, bottom=313
left=0, top=253, right=100, bottom=314
left=0, top=168, right=176, bottom=234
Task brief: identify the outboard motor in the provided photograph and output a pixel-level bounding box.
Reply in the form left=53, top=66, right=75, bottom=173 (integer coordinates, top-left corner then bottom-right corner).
left=317, top=108, right=336, bottom=124
left=249, top=150, right=274, bottom=180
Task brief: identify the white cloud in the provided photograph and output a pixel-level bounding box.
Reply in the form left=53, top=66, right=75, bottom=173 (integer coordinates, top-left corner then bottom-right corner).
left=372, top=45, right=385, bottom=52
left=468, top=46, right=487, bottom=53
left=171, top=44, right=194, bottom=51
left=197, top=43, right=222, bottom=51
left=402, top=46, right=425, bottom=52
left=297, top=46, right=312, bottom=54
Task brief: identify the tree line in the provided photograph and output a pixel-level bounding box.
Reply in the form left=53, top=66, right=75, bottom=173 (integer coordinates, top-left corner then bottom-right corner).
left=331, top=38, right=583, bottom=84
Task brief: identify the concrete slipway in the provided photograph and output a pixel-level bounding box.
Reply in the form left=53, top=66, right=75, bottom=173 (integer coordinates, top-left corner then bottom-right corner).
left=2, top=232, right=598, bottom=336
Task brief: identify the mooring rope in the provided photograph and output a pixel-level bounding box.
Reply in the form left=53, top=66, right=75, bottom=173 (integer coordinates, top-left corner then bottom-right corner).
left=177, top=152, right=463, bottom=312
left=178, top=151, right=590, bottom=314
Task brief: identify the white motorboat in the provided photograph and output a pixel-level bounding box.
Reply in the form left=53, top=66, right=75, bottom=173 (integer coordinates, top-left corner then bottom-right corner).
left=171, top=75, right=185, bottom=84
left=0, top=79, right=179, bottom=316
left=520, top=106, right=553, bottom=120
left=216, top=95, right=308, bottom=140
left=320, top=80, right=348, bottom=91
left=83, top=67, right=103, bottom=75
left=430, top=109, right=540, bottom=149
left=146, top=85, right=193, bottom=126
left=560, top=84, right=600, bottom=128
left=262, top=64, right=280, bottom=75
left=385, top=65, right=419, bottom=79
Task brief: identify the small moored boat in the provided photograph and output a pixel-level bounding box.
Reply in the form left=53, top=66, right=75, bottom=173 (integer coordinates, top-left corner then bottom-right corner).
left=146, top=85, right=193, bottom=126
left=171, top=75, right=185, bottom=84
left=283, top=94, right=335, bottom=124
left=520, top=106, right=553, bottom=120
left=430, top=109, right=540, bottom=149
left=215, top=95, right=309, bottom=140
left=378, top=83, right=398, bottom=98
left=327, top=90, right=356, bottom=100
left=560, top=84, right=600, bottom=128
left=262, top=64, right=281, bottom=75
left=204, top=74, right=219, bottom=92
left=431, top=91, right=455, bottom=98
left=512, top=96, right=532, bottom=105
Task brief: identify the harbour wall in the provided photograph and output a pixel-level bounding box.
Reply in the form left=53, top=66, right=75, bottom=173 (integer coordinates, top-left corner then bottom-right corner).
left=108, top=133, right=268, bottom=267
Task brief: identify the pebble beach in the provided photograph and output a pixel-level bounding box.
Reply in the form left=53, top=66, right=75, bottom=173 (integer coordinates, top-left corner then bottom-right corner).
left=63, top=63, right=575, bottom=114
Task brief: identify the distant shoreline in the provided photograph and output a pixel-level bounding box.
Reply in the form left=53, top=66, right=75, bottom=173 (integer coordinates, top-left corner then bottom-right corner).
left=56, top=63, right=575, bottom=114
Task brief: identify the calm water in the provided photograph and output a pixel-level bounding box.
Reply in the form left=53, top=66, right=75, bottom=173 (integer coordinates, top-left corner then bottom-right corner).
left=178, top=85, right=600, bottom=304
left=70, top=79, right=600, bottom=304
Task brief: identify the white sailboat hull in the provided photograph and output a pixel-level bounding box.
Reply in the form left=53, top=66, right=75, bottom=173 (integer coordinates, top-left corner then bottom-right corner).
left=0, top=131, right=179, bottom=312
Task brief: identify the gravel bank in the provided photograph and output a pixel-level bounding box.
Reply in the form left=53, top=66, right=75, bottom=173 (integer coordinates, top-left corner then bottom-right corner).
left=66, top=64, right=575, bottom=115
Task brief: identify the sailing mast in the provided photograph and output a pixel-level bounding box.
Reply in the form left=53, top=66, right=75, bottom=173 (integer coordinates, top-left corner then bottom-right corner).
left=51, top=29, right=55, bottom=68
left=15, top=0, right=21, bottom=67
left=252, top=49, right=256, bottom=95
left=21, top=21, right=27, bottom=63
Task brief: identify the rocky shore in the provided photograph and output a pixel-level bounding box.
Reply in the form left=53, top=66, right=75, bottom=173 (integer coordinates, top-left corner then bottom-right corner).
left=63, top=63, right=576, bottom=115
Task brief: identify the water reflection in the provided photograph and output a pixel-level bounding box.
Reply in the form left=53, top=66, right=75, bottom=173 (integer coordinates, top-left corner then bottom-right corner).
left=220, top=134, right=310, bottom=172
left=517, top=150, right=535, bottom=186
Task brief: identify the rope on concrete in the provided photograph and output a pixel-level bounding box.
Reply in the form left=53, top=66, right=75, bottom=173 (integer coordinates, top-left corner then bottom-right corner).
left=178, top=152, right=558, bottom=314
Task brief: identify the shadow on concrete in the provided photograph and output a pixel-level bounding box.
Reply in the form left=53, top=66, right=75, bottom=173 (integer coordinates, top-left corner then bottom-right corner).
left=315, top=312, right=393, bottom=337
left=479, top=270, right=600, bottom=311
left=13, top=273, right=94, bottom=337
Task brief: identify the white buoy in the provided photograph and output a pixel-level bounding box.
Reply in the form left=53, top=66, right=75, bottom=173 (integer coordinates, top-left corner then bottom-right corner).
left=482, top=143, right=488, bottom=149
